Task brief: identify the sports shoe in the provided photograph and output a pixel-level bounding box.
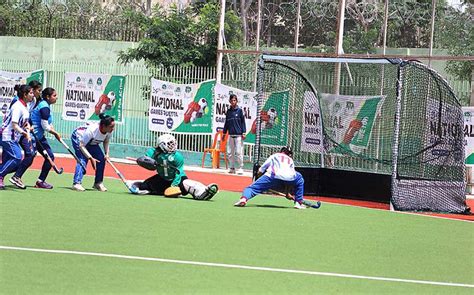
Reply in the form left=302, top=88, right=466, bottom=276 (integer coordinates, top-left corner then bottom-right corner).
left=72, top=183, right=86, bottom=192
left=228, top=168, right=236, bottom=174
left=9, top=176, right=26, bottom=189
left=237, top=168, right=244, bottom=175
left=294, top=202, right=307, bottom=210
left=0, top=176, right=4, bottom=190
left=35, top=180, right=53, bottom=189
left=198, top=183, right=219, bottom=200
left=93, top=182, right=107, bottom=192
left=135, top=187, right=150, bottom=195
left=234, top=197, right=247, bottom=207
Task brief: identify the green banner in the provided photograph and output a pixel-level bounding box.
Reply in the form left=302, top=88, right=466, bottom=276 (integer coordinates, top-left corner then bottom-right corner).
left=321, top=94, right=385, bottom=155
left=246, top=90, right=289, bottom=145
left=149, top=79, right=214, bottom=133
left=0, top=69, right=46, bottom=117
left=62, top=73, right=125, bottom=123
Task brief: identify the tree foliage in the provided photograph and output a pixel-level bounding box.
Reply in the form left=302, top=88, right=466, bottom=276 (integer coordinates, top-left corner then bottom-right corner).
left=118, top=2, right=241, bottom=68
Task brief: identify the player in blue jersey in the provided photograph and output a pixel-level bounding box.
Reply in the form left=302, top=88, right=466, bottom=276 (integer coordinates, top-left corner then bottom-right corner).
left=71, top=114, right=115, bottom=192
left=234, top=146, right=307, bottom=209
left=24, top=87, right=61, bottom=189
left=8, top=80, right=43, bottom=189
left=129, top=134, right=219, bottom=200
left=0, top=85, right=34, bottom=189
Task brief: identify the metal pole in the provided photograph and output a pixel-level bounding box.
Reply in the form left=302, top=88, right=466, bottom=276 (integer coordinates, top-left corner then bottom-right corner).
left=253, top=56, right=265, bottom=178
left=253, top=0, right=262, bottom=91
left=216, top=0, right=226, bottom=84
left=294, top=0, right=301, bottom=53
left=333, top=0, right=346, bottom=95
left=382, top=0, right=389, bottom=55
left=428, top=0, right=437, bottom=67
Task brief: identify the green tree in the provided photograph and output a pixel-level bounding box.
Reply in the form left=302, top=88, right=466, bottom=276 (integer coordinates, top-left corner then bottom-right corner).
left=436, top=3, right=473, bottom=81
left=118, top=2, right=241, bottom=67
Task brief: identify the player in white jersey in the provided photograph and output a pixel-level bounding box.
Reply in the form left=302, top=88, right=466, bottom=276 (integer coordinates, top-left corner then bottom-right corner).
left=234, top=146, right=306, bottom=209
left=70, top=113, right=115, bottom=192
left=0, top=85, right=34, bottom=189
left=9, top=80, right=43, bottom=189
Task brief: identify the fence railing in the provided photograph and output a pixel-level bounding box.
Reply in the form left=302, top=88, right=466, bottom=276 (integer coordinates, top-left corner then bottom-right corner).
left=0, top=59, right=256, bottom=159
left=0, top=59, right=470, bottom=164
left=3, top=18, right=144, bottom=42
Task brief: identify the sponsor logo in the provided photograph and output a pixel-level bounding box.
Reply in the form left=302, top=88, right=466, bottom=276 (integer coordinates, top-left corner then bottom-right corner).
left=151, top=118, right=165, bottom=125
left=305, top=138, right=320, bottom=145
left=166, top=117, right=174, bottom=129
left=66, top=111, right=78, bottom=117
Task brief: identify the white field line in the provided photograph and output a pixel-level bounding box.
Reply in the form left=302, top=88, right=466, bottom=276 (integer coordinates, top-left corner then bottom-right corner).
left=0, top=246, right=473, bottom=289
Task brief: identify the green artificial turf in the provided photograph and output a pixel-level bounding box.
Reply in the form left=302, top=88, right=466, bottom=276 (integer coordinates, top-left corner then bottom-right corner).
left=0, top=171, right=473, bottom=294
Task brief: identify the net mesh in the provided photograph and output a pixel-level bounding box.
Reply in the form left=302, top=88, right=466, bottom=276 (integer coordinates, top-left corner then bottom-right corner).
left=255, top=55, right=469, bottom=213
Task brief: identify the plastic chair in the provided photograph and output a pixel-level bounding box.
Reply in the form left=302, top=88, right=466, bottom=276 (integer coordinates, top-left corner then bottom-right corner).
left=201, top=131, right=228, bottom=169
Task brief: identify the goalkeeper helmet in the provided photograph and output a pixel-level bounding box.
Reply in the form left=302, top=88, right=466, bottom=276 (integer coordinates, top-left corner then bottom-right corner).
left=158, top=134, right=177, bottom=153
left=280, top=146, right=293, bottom=157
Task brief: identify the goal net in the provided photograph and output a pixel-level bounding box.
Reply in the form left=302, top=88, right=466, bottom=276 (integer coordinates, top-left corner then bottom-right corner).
left=254, top=54, right=469, bottom=213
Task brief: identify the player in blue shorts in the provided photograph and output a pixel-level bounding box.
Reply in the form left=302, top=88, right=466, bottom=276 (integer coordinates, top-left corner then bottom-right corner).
left=27, top=87, right=61, bottom=189
left=71, top=114, right=115, bottom=192
left=0, top=85, right=34, bottom=189
left=8, top=80, right=43, bottom=189
left=234, top=146, right=307, bottom=209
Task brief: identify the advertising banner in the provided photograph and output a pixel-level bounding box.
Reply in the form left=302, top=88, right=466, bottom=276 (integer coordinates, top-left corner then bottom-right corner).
left=463, top=107, right=474, bottom=164
left=148, top=79, right=214, bottom=133
left=246, top=90, right=290, bottom=146
left=62, top=72, right=125, bottom=122
left=321, top=93, right=385, bottom=155
left=300, top=91, right=323, bottom=153
left=0, top=69, right=46, bottom=117
left=212, top=83, right=257, bottom=142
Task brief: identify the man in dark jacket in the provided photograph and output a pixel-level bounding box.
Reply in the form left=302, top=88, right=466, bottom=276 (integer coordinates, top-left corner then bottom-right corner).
left=222, top=94, right=246, bottom=174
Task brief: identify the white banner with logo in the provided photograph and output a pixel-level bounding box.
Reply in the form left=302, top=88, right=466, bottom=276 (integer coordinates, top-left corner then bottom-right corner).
left=462, top=107, right=474, bottom=165
left=425, top=99, right=463, bottom=166
left=62, top=72, right=125, bottom=122
left=319, top=93, right=385, bottom=155
left=300, top=91, right=323, bottom=153
left=148, top=79, right=215, bottom=133
left=0, top=69, right=46, bottom=117
left=212, top=83, right=257, bottom=141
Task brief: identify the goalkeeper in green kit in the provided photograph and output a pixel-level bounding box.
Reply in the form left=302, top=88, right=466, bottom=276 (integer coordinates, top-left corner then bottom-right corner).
left=128, top=134, right=219, bottom=200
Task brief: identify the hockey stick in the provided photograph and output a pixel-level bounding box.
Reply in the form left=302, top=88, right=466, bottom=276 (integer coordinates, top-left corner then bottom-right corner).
left=57, top=138, right=87, bottom=173
left=106, top=158, right=138, bottom=193
left=268, top=189, right=321, bottom=209
left=31, top=133, right=63, bottom=174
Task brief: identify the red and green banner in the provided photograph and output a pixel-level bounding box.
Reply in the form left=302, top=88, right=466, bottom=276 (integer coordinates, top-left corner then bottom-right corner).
left=246, top=90, right=290, bottom=146
left=0, top=69, right=46, bottom=117
left=320, top=93, right=385, bottom=155
left=212, top=83, right=257, bottom=142
left=62, top=72, right=125, bottom=123
left=148, top=78, right=215, bottom=133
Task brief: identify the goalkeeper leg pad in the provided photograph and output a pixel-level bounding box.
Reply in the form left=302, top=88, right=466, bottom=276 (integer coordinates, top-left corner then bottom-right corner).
left=164, top=186, right=182, bottom=198
left=183, top=179, right=219, bottom=200
left=182, top=179, right=205, bottom=199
